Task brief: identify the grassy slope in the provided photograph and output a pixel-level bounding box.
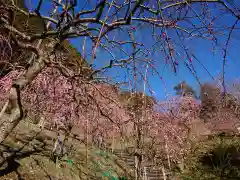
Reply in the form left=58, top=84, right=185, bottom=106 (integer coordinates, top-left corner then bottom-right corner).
left=0, top=120, right=134, bottom=180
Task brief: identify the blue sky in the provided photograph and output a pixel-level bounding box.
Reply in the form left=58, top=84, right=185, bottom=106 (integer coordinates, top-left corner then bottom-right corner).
left=25, top=0, right=240, bottom=100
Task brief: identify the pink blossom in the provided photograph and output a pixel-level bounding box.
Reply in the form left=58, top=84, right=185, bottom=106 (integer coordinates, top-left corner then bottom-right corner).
left=162, top=32, right=166, bottom=38
left=131, top=26, right=136, bottom=31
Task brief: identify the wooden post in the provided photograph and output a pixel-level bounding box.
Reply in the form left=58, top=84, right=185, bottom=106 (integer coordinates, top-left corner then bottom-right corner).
left=38, top=117, right=45, bottom=130
left=143, top=166, right=147, bottom=180
left=165, top=140, right=171, bottom=170
left=111, top=134, right=115, bottom=153
left=162, top=166, right=167, bottom=180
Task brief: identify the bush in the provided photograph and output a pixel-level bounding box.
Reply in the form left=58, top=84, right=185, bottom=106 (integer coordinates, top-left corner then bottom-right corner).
left=179, top=134, right=240, bottom=180
left=200, top=83, right=221, bottom=120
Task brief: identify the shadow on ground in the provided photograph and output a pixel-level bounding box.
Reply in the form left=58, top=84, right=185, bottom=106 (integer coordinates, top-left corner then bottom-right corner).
left=0, top=120, right=133, bottom=180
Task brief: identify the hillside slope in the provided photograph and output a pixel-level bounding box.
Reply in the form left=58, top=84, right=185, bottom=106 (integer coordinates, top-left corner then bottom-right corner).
left=0, top=119, right=135, bottom=180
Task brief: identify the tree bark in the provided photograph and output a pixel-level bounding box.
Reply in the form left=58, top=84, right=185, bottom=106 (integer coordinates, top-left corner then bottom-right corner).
left=134, top=115, right=142, bottom=180
left=0, top=54, right=47, bottom=143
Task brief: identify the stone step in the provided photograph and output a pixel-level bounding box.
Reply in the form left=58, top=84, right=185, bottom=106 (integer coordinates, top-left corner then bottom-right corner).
left=148, top=178, right=165, bottom=180
left=106, top=149, right=170, bottom=179
left=113, top=152, right=129, bottom=156
left=118, top=156, right=134, bottom=160
left=113, top=152, right=128, bottom=155
left=141, top=169, right=162, bottom=172
left=141, top=172, right=163, bottom=176
left=125, top=162, right=135, bottom=167
left=119, top=158, right=134, bottom=162
left=119, top=160, right=134, bottom=164
left=145, top=174, right=162, bottom=178
left=145, top=169, right=163, bottom=173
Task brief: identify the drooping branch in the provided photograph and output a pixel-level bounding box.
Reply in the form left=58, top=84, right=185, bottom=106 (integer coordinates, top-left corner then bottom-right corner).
left=0, top=0, right=61, bottom=143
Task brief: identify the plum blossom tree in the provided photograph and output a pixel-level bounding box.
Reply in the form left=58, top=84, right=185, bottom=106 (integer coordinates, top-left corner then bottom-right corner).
left=0, top=2, right=240, bottom=179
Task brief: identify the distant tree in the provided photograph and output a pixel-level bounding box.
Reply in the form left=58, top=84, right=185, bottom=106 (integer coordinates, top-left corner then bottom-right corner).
left=118, top=91, right=156, bottom=111
left=200, top=83, right=221, bottom=120
left=226, top=82, right=240, bottom=116
left=200, top=83, right=221, bottom=104
left=174, top=81, right=197, bottom=98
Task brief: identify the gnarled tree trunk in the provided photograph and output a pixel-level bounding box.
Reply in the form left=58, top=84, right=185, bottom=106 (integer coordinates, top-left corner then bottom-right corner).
left=0, top=0, right=60, bottom=144
left=0, top=54, right=47, bottom=143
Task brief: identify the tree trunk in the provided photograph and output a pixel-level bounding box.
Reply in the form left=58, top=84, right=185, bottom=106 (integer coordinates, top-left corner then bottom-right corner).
left=134, top=116, right=142, bottom=180
left=0, top=0, right=61, bottom=144
left=134, top=155, right=140, bottom=180
left=0, top=54, right=47, bottom=143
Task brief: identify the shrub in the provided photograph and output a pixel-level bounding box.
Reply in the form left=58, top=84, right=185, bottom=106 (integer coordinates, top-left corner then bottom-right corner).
left=179, top=134, right=240, bottom=180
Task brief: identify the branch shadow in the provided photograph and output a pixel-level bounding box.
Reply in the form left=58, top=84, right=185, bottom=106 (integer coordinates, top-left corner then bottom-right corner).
left=32, top=157, right=53, bottom=180
left=0, top=149, right=41, bottom=177
left=0, top=130, right=47, bottom=178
